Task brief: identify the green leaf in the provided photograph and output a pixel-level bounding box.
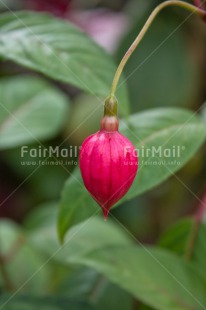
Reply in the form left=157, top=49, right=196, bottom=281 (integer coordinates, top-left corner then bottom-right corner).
left=0, top=220, right=51, bottom=293
left=24, top=204, right=132, bottom=309
left=140, top=217, right=206, bottom=310
left=58, top=169, right=98, bottom=241
left=31, top=217, right=133, bottom=259
left=0, top=0, right=17, bottom=9
left=0, top=295, right=94, bottom=310
left=120, top=108, right=206, bottom=200
left=58, top=267, right=133, bottom=310
left=0, top=11, right=129, bottom=116
left=58, top=108, right=206, bottom=240
left=159, top=218, right=206, bottom=271
left=139, top=305, right=154, bottom=310
left=158, top=218, right=192, bottom=257
left=76, top=246, right=206, bottom=310
left=28, top=223, right=206, bottom=310
left=23, top=201, right=58, bottom=231
left=0, top=75, right=68, bottom=149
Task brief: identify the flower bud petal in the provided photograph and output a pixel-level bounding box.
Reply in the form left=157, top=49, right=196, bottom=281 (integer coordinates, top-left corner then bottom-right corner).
left=79, top=130, right=138, bottom=219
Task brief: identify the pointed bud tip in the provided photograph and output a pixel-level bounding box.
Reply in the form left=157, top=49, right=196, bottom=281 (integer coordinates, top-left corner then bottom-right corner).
left=102, top=207, right=109, bottom=220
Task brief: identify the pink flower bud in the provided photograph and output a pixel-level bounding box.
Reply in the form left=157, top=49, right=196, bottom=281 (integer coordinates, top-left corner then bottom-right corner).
left=79, top=97, right=138, bottom=219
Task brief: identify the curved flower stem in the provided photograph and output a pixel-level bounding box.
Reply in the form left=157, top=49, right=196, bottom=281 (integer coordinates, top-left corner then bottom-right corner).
left=110, top=0, right=206, bottom=97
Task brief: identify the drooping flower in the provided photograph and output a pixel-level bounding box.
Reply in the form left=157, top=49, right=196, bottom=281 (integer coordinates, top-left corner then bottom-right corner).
left=79, top=96, right=138, bottom=219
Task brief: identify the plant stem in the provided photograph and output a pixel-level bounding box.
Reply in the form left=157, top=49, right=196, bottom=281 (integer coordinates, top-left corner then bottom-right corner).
left=0, top=255, right=13, bottom=291
left=0, top=236, right=24, bottom=291
left=110, top=0, right=206, bottom=97
left=184, top=220, right=200, bottom=261
left=89, top=275, right=106, bottom=303
left=185, top=194, right=206, bottom=261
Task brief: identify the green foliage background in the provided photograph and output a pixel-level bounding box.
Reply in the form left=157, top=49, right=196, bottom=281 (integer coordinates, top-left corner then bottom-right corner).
left=0, top=0, right=206, bottom=309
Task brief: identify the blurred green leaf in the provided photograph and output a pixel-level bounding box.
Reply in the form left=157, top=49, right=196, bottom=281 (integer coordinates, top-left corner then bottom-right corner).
left=58, top=108, right=206, bottom=241
left=3, top=145, right=69, bottom=202
left=0, top=0, right=19, bottom=9
left=159, top=218, right=206, bottom=271
left=0, top=295, right=94, bottom=310
left=76, top=246, right=206, bottom=310
left=24, top=201, right=58, bottom=231
left=120, top=108, right=206, bottom=200
left=31, top=217, right=133, bottom=259
left=0, top=76, right=69, bottom=149
left=24, top=203, right=133, bottom=309
left=29, top=222, right=206, bottom=310
left=117, top=5, right=199, bottom=112
left=64, top=94, right=103, bottom=145
left=159, top=218, right=192, bottom=256
left=58, top=169, right=97, bottom=241
left=0, top=220, right=51, bottom=293
left=139, top=305, right=154, bottom=310
left=0, top=11, right=129, bottom=116
left=58, top=267, right=133, bottom=310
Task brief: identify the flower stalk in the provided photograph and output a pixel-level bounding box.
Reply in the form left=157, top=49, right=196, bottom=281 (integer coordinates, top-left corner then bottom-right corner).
left=110, top=0, right=206, bottom=97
